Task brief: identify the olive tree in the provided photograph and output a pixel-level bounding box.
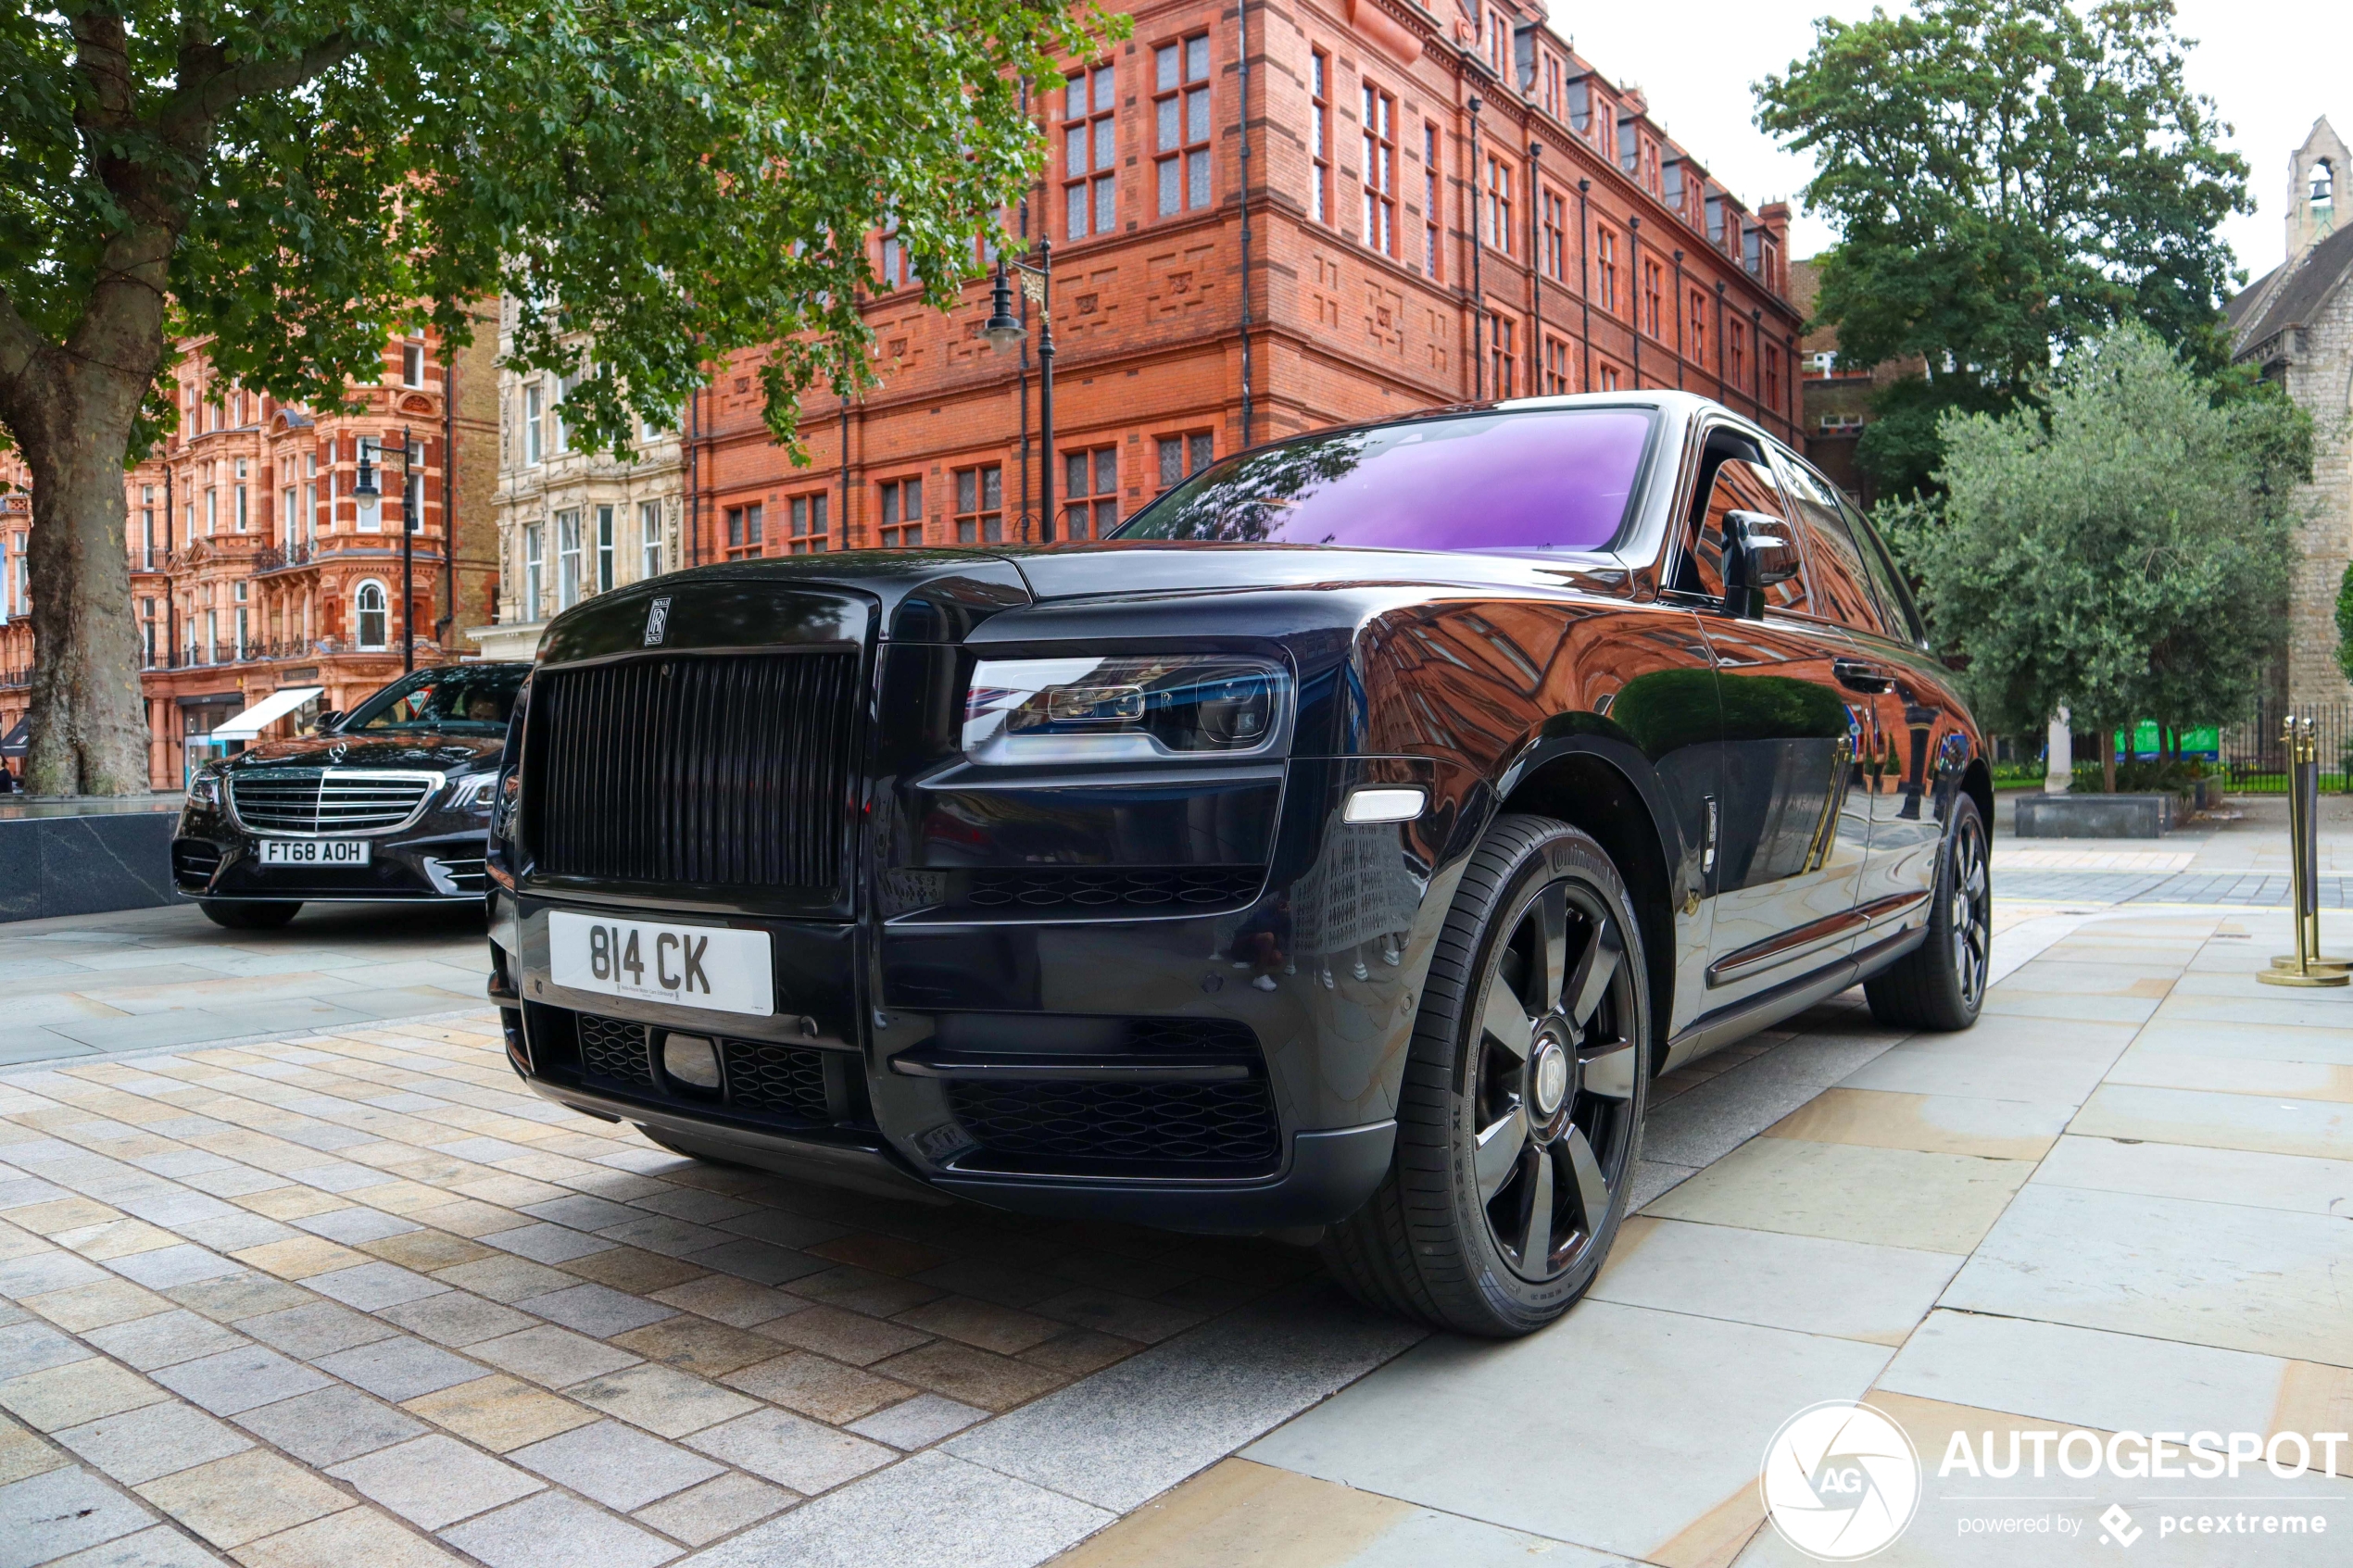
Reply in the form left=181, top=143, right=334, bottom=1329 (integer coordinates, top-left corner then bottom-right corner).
left=1884, top=323, right=2309, bottom=790
left=0, top=0, right=1113, bottom=793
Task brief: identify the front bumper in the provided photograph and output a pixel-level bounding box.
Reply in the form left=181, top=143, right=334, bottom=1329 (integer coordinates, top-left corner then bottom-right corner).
left=173, top=799, right=492, bottom=902
left=491, top=755, right=1472, bottom=1232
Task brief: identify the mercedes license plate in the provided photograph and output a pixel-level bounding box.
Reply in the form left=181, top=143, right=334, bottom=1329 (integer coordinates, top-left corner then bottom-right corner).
left=258, top=839, right=371, bottom=866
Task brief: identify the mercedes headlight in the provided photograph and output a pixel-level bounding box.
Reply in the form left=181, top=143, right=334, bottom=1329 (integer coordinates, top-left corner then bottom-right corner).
left=186, top=771, right=222, bottom=808
left=963, top=656, right=1290, bottom=764
left=447, top=773, right=498, bottom=812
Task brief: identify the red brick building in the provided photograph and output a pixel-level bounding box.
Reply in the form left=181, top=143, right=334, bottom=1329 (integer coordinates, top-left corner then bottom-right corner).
left=0, top=323, right=501, bottom=789
left=1790, top=256, right=1929, bottom=508
left=684, top=0, right=1800, bottom=558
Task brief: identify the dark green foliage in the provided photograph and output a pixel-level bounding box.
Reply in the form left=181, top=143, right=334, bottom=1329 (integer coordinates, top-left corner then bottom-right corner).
left=1757, top=0, right=2250, bottom=496
left=1885, top=324, right=2311, bottom=745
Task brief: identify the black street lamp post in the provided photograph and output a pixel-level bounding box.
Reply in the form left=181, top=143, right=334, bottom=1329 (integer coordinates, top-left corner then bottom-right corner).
left=351, top=424, right=421, bottom=671
left=986, top=238, right=1053, bottom=540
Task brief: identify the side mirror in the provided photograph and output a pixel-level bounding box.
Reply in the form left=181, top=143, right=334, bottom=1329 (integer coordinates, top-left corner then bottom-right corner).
left=1722, top=510, right=1802, bottom=619
left=312, top=710, right=343, bottom=734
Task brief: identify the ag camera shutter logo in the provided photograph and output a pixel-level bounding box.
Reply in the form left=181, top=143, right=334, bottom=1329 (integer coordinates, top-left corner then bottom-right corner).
left=1760, top=1400, right=1922, bottom=1561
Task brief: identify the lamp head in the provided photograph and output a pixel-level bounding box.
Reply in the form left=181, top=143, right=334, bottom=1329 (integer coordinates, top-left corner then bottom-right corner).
left=984, top=265, right=1024, bottom=352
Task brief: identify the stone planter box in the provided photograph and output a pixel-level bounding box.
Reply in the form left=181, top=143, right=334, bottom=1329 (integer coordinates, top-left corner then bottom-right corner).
left=2012, top=792, right=2175, bottom=839
left=0, top=799, right=182, bottom=922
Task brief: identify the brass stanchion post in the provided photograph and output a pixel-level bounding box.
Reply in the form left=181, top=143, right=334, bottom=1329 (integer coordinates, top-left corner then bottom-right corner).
left=2261, top=716, right=2347, bottom=986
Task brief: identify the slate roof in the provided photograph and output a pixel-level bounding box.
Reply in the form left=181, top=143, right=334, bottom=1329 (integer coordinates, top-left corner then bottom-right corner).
left=2230, top=221, right=2353, bottom=358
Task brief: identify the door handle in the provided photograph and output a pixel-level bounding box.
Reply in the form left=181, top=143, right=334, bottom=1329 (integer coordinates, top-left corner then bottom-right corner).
left=1834, top=659, right=1894, bottom=694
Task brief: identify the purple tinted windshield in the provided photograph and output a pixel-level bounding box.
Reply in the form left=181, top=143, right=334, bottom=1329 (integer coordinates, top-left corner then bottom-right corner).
left=1113, top=408, right=1655, bottom=551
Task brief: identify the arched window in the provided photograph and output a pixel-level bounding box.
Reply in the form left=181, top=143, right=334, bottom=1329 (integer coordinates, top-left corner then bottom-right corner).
left=2313, top=159, right=2336, bottom=206
left=355, top=581, right=388, bottom=650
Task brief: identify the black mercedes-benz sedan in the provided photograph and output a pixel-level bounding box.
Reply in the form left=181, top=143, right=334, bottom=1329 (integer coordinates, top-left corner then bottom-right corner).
left=489, top=393, right=1990, bottom=1336
left=174, top=662, right=530, bottom=929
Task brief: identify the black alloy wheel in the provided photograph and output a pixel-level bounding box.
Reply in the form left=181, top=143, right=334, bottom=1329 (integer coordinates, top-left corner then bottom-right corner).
left=1325, top=814, right=1651, bottom=1337
left=1863, top=792, right=1989, bottom=1031
left=1468, top=872, right=1642, bottom=1282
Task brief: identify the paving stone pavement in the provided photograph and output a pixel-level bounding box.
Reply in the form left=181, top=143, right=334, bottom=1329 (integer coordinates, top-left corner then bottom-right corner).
left=0, top=903, right=2180, bottom=1568
left=4, top=819, right=2351, bottom=1566
left=1990, top=791, right=2353, bottom=908
left=0, top=901, right=490, bottom=1066
left=0, top=1008, right=1424, bottom=1567
left=1078, top=903, right=2353, bottom=1568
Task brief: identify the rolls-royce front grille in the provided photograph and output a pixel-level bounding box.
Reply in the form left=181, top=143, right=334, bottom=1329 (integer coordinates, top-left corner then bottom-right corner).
left=530, top=653, right=857, bottom=895
left=228, top=770, right=438, bottom=834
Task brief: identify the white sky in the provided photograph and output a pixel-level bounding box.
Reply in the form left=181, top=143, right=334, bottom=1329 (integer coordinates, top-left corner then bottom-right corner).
left=1549, top=0, right=2350, bottom=288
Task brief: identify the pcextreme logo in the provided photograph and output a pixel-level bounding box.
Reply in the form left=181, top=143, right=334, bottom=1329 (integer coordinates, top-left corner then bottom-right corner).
left=1760, top=1400, right=1923, bottom=1561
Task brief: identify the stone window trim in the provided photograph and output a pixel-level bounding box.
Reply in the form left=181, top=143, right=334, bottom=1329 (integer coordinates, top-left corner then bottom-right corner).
left=1310, top=50, right=1332, bottom=228
left=1060, top=446, right=1119, bottom=541
left=953, top=465, right=1004, bottom=544
left=1153, top=33, right=1213, bottom=220
left=1362, top=83, right=1397, bottom=258
left=1062, top=58, right=1118, bottom=242
left=354, top=579, right=390, bottom=651
left=877, top=476, right=925, bottom=547
left=785, top=492, right=830, bottom=553
left=1155, top=431, right=1214, bottom=490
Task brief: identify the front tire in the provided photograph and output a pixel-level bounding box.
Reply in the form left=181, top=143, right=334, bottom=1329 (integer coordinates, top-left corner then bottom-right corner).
left=1323, top=814, right=1651, bottom=1337
left=1863, top=793, right=1989, bottom=1031
left=199, top=900, right=301, bottom=930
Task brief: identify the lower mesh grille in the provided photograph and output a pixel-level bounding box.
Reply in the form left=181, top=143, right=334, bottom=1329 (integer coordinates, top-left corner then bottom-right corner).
left=573, top=1013, right=830, bottom=1126
left=960, top=867, right=1264, bottom=912
left=172, top=841, right=221, bottom=884
left=948, top=1078, right=1280, bottom=1175
left=722, top=1039, right=830, bottom=1122
left=578, top=1014, right=655, bottom=1089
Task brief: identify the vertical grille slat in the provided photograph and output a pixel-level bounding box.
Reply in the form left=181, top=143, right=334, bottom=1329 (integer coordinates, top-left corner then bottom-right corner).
left=529, top=652, right=856, bottom=895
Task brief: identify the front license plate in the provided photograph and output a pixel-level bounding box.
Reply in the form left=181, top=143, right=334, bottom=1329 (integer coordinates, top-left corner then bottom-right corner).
left=547, top=911, right=774, bottom=1017
left=258, top=839, right=371, bottom=866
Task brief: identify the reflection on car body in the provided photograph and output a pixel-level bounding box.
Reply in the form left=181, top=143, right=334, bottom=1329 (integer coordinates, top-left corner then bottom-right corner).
left=488, top=393, right=1990, bottom=1337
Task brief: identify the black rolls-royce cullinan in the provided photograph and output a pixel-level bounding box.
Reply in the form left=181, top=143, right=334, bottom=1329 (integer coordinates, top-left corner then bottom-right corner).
left=174, top=662, right=530, bottom=929
left=489, top=393, right=1989, bottom=1336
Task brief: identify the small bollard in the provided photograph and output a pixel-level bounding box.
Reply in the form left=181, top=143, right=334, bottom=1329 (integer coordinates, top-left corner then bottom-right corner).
left=2260, top=716, right=2347, bottom=986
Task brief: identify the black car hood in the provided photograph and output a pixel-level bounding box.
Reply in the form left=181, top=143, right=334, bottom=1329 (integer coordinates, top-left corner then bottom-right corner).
left=534, top=543, right=1630, bottom=660
left=994, top=541, right=1629, bottom=602
left=225, top=733, right=502, bottom=771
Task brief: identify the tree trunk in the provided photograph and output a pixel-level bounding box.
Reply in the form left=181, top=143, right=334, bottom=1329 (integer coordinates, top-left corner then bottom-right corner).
left=2099, top=722, right=2118, bottom=795
left=8, top=370, right=155, bottom=796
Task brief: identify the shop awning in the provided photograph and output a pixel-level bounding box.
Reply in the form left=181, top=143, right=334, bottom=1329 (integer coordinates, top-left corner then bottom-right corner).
left=210, top=686, right=323, bottom=741
left=0, top=715, right=26, bottom=758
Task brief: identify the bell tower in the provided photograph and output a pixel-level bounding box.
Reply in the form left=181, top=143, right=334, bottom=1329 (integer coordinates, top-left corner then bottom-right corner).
left=2286, top=117, right=2348, bottom=261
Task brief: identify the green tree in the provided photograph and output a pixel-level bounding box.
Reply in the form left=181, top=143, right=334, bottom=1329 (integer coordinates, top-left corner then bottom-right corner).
left=0, top=1, right=1116, bottom=795
left=1884, top=323, right=2309, bottom=791
left=2337, top=562, right=2353, bottom=688
left=1757, top=0, right=2248, bottom=497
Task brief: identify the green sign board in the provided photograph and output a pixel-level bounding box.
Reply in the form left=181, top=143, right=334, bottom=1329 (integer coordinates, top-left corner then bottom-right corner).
left=2113, top=721, right=2218, bottom=759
